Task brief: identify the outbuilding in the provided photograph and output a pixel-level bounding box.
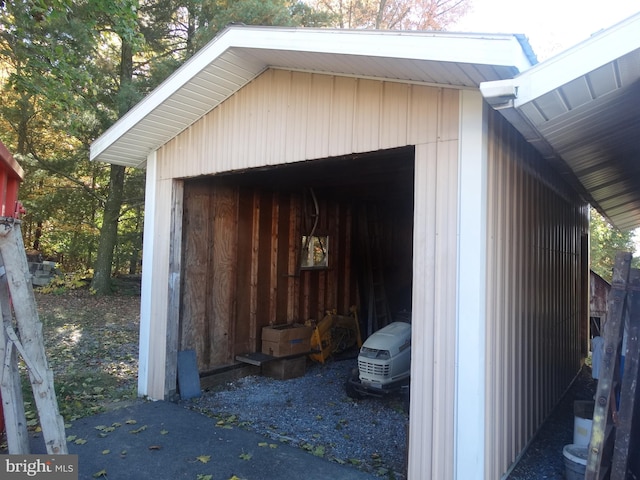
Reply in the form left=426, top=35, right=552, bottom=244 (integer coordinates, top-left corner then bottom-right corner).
left=90, top=13, right=640, bottom=480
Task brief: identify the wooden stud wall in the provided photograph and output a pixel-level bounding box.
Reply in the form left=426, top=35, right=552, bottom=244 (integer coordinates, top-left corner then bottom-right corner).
left=178, top=180, right=361, bottom=372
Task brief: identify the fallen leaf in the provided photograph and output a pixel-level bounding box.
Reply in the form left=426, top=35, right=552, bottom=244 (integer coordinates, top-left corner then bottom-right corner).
left=129, top=425, right=147, bottom=434
left=148, top=445, right=162, bottom=451
left=125, top=419, right=137, bottom=425
left=74, top=438, right=87, bottom=445
left=95, top=425, right=108, bottom=431
left=66, top=435, right=77, bottom=442
left=197, top=475, right=213, bottom=480
left=92, top=469, right=107, bottom=478
left=269, top=444, right=278, bottom=449
left=258, top=442, right=268, bottom=447
left=196, top=455, right=211, bottom=464
left=160, top=429, right=169, bottom=435
left=101, top=450, right=110, bottom=455
left=239, top=452, right=252, bottom=461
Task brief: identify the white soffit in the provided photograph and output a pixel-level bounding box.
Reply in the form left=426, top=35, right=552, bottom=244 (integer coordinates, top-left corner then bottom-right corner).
left=89, top=26, right=534, bottom=169
left=481, top=11, right=640, bottom=231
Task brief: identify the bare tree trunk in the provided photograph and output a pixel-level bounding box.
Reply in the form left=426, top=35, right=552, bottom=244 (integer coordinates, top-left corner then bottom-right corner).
left=375, top=0, right=387, bottom=28
left=91, top=39, right=133, bottom=294
left=91, top=164, right=125, bottom=294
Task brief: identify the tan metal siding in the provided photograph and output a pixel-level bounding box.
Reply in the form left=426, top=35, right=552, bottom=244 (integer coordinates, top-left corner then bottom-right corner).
left=150, top=69, right=463, bottom=476
left=409, top=121, right=460, bottom=479
left=156, top=70, right=455, bottom=179
left=484, top=110, right=588, bottom=478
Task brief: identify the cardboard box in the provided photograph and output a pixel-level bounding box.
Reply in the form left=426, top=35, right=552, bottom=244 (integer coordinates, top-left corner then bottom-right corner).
left=263, top=356, right=307, bottom=380
left=261, top=323, right=313, bottom=357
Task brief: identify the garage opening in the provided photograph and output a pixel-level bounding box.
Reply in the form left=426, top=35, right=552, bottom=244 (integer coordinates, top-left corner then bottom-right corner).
left=177, top=145, right=414, bottom=380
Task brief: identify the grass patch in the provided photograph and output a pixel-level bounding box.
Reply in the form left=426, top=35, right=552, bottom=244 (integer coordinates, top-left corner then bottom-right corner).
left=16, top=290, right=140, bottom=426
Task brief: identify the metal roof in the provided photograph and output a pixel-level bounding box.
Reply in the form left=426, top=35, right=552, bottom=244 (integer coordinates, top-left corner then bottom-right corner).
left=480, top=12, right=640, bottom=231
left=89, top=27, right=533, bottom=169
left=91, top=16, right=640, bottom=230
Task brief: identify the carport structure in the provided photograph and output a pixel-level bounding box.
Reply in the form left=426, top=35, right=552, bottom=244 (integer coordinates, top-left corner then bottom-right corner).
left=90, top=12, right=640, bottom=480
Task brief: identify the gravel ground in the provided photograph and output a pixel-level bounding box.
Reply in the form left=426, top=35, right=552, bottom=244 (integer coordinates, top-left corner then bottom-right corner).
left=506, top=366, right=597, bottom=479
left=181, top=358, right=410, bottom=478
left=182, top=360, right=597, bottom=480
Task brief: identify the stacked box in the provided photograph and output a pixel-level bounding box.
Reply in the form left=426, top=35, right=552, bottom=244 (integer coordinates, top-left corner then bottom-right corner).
left=261, top=324, right=313, bottom=357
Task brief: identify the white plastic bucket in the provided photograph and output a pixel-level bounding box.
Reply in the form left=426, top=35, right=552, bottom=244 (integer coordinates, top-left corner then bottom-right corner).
left=573, top=400, right=594, bottom=446
left=574, top=416, right=593, bottom=446
left=563, top=444, right=588, bottom=480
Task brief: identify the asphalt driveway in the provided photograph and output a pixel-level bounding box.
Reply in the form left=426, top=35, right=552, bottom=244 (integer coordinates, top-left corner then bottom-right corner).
left=21, top=399, right=376, bottom=480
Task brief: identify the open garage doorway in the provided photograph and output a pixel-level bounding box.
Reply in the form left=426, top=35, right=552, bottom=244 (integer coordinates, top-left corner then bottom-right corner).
left=177, top=145, right=415, bottom=378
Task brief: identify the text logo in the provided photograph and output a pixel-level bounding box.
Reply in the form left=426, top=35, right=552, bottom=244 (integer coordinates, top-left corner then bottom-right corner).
left=1, top=455, right=78, bottom=480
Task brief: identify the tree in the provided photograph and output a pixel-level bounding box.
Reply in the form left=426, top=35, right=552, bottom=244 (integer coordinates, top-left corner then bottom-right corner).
left=307, top=0, right=469, bottom=29
left=1, top=0, right=334, bottom=295
left=91, top=0, right=332, bottom=294
left=0, top=0, right=145, bottom=285
left=590, top=207, right=638, bottom=282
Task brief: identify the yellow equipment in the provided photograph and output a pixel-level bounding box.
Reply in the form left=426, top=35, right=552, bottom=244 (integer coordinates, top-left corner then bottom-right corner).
left=308, top=307, right=362, bottom=363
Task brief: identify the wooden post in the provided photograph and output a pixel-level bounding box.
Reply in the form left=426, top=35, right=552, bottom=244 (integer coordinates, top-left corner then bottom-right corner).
left=611, top=268, right=640, bottom=479
left=0, top=252, right=30, bottom=453
left=586, top=251, right=631, bottom=479
left=0, top=217, right=67, bottom=454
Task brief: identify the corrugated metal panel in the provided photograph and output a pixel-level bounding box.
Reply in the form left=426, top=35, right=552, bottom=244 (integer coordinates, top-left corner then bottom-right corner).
left=482, top=19, right=640, bottom=231
left=157, top=70, right=454, bottom=179
left=484, top=110, right=588, bottom=478
left=91, top=27, right=533, bottom=168
left=408, top=96, right=460, bottom=479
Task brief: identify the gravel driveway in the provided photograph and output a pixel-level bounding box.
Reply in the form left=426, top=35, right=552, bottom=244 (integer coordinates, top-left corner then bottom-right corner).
left=182, top=359, right=597, bottom=480
left=182, top=359, right=409, bottom=478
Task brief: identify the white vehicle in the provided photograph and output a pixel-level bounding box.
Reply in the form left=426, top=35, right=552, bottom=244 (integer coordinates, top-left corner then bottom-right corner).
left=346, top=321, right=411, bottom=398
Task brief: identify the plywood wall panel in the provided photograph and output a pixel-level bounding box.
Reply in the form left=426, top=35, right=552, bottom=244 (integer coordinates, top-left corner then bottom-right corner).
left=180, top=183, right=213, bottom=365
left=235, top=189, right=256, bottom=354
left=210, top=186, right=238, bottom=367
left=179, top=181, right=371, bottom=370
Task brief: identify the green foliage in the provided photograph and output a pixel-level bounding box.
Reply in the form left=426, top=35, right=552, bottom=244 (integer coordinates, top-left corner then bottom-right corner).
left=37, top=271, right=92, bottom=294
left=590, top=207, right=639, bottom=281
left=0, top=0, right=335, bottom=288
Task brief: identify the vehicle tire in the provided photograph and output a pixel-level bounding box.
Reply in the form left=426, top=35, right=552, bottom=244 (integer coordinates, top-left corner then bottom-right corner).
left=345, top=370, right=363, bottom=399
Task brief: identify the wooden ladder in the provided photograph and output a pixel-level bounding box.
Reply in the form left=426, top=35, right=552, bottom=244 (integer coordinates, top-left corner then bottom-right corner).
left=0, top=217, right=67, bottom=454
left=359, top=203, right=391, bottom=336
left=586, top=251, right=640, bottom=479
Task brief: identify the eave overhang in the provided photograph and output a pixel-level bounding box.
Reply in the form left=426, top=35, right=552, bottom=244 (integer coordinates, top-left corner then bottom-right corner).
left=481, top=12, right=640, bottom=231
left=90, top=26, right=534, bottom=169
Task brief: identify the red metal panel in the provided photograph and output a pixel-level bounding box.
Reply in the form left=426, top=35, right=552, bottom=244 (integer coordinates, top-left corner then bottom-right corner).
left=0, top=141, right=24, bottom=218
